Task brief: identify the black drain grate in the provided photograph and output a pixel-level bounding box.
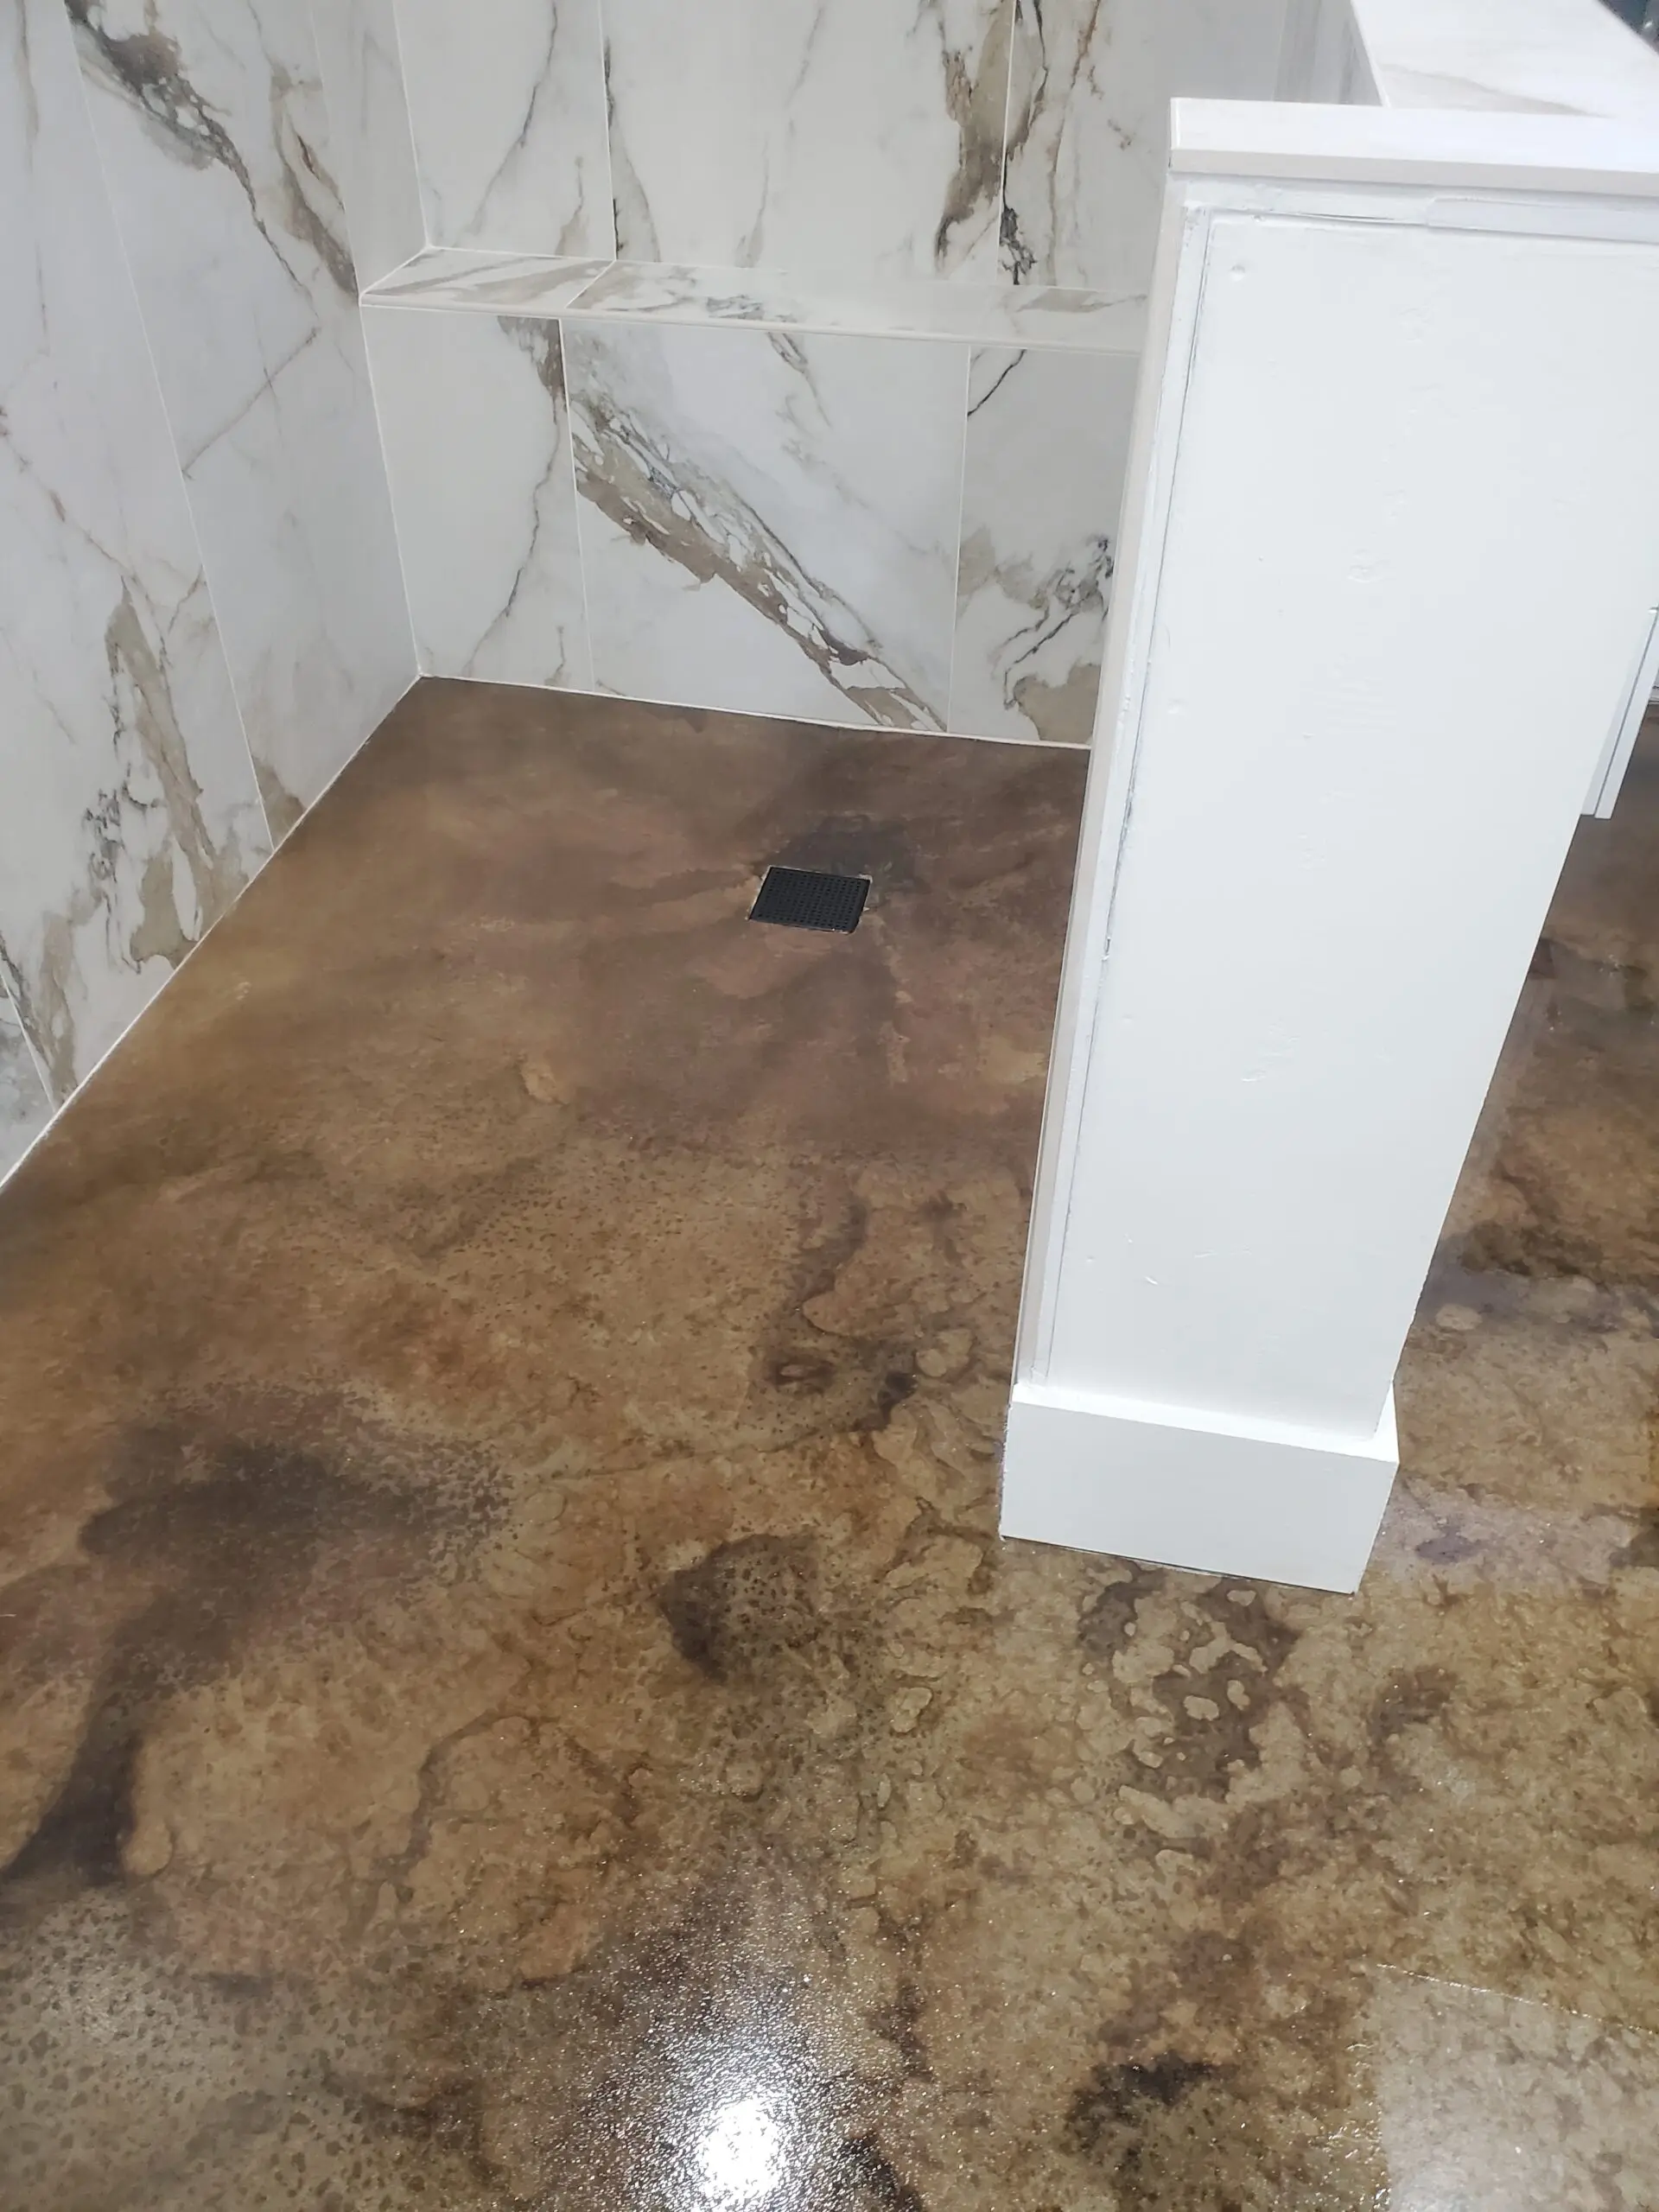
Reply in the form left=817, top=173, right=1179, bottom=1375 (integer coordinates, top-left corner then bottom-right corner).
left=748, top=865, right=871, bottom=934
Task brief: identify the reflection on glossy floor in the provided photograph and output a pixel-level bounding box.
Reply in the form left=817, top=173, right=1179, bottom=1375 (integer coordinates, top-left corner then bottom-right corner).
left=1, top=682, right=1656, bottom=2211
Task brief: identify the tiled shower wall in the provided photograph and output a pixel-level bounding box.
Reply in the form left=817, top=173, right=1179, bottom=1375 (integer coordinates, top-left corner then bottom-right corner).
left=0, top=0, right=1300, bottom=1178
left=327, top=0, right=1296, bottom=294
left=339, top=0, right=1294, bottom=747
left=0, top=0, right=414, bottom=1179
left=363, top=293, right=1141, bottom=746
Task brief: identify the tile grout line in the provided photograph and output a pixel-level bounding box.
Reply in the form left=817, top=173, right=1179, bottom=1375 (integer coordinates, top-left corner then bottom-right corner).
left=296, top=0, right=423, bottom=790
left=0, top=966, right=56, bottom=1127
left=593, top=0, right=620, bottom=264
left=562, top=318, right=602, bottom=695
left=993, top=0, right=1022, bottom=289
left=426, top=666, right=1085, bottom=753
left=384, top=0, right=435, bottom=253
left=358, top=302, right=426, bottom=683
left=943, top=339, right=975, bottom=739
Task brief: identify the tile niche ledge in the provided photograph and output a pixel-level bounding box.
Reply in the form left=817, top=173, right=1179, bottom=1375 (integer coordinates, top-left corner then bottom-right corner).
left=363, top=248, right=1148, bottom=357
left=359, top=248, right=1145, bottom=750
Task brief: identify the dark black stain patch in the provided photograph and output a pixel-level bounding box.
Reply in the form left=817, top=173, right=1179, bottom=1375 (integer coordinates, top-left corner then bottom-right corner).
left=867, top=1365, right=918, bottom=1429
left=2, top=1412, right=498, bottom=1898
left=870, top=1978, right=932, bottom=2083
left=766, top=1351, right=840, bottom=1395
left=1066, top=2055, right=1225, bottom=2154
left=1063, top=2011, right=1388, bottom=2207
left=658, top=1535, right=822, bottom=1684
left=4, top=1710, right=142, bottom=1893
left=754, top=1189, right=918, bottom=1445
left=1456, top=1216, right=1616, bottom=1289
left=1064, top=2053, right=1255, bottom=2212
left=1077, top=1567, right=1162, bottom=1657
left=1534, top=934, right=1657, bottom=1017
left=1370, top=1668, right=1457, bottom=1745
left=1078, top=1571, right=1303, bottom=1802
left=833, top=2130, right=928, bottom=2210
left=1415, top=1524, right=1483, bottom=1567
left=756, top=1335, right=915, bottom=1441
left=1613, top=1504, right=1659, bottom=1572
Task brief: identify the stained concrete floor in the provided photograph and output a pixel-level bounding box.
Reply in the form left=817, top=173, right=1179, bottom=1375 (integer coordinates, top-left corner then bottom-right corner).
left=1, top=680, right=1656, bottom=2211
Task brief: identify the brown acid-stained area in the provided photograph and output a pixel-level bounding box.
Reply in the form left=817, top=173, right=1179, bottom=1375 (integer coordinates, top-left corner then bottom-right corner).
left=0, top=681, right=1656, bottom=2211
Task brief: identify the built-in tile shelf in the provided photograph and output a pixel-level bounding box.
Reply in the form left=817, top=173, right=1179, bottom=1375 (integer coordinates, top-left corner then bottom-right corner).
left=365, top=248, right=1150, bottom=356
left=322, top=0, right=1273, bottom=761
left=362, top=251, right=1145, bottom=749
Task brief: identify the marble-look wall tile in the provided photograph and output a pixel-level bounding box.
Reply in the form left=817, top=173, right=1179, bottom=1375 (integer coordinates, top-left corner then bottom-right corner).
left=308, top=0, right=426, bottom=286
left=564, top=321, right=967, bottom=730
left=1278, top=0, right=1378, bottom=104
left=0, top=993, right=54, bottom=1184
left=184, top=326, right=418, bottom=835
left=565, top=257, right=1147, bottom=351
left=397, top=0, right=613, bottom=258
left=0, top=0, right=269, bottom=1103
left=372, top=245, right=1148, bottom=349
left=950, top=345, right=1139, bottom=746
left=604, top=0, right=1014, bottom=281
left=365, top=247, right=610, bottom=313
left=365, top=307, right=591, bottom=687
left=67, top=0, right=415, bottom=834
left=1001, top=0, right=1291, bottom=294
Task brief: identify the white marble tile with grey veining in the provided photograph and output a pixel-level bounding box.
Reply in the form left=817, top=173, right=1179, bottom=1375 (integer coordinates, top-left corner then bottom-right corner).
left=1351, top=0, right=1659, bottom=120
left=1278, top=0, right=1380, bottom=103
left=604, top=0, right=1014, bottom=281
left=308, top=0, right=426, bottom=287
left=186, top=315, right=417, bottom=833
left=396, top=0, right=613, bottom=257
left=567, top=258, right=1148, bottom=352
left=564, top=321, right=967, bottom=729
left=68, top=0, right=414, bottom=833
left=366, top=246, right=1147, bottom=348
left=67, top=0, right=354, bottom=467
left=0, top=991, right=54, bottom=1186
left=365, top=247, right=613, bottom=315
left=950, top=345, right=1139, bottom=746
left=1001, top=0, right=1292, bottom=294
left=365, top=307, right=591, bottom=687
left=0, top=0, right=269, bottom=1103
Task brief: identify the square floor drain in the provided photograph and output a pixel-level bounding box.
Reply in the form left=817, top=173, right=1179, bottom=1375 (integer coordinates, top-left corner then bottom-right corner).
left=748, top=866, right=870, bottom=934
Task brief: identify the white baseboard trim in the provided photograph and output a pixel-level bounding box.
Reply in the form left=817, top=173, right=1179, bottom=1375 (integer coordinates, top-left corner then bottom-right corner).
left=1001, top=1380, right=1399, bottom=1594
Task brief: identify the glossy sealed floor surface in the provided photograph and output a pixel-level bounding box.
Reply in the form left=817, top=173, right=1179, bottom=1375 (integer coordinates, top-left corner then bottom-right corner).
left=1, top=683, right=1656, bottom=2209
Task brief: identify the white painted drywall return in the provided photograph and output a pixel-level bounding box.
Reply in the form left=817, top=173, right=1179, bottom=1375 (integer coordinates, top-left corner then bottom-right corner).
left=1002, top=25, right=1659, bottom=1591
